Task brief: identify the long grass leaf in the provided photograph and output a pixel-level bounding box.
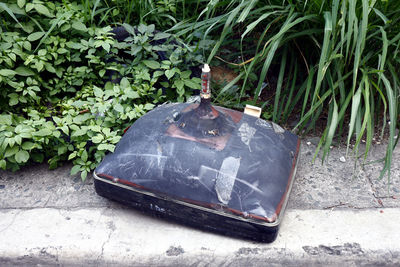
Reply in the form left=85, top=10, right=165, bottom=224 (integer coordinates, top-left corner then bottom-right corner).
left=34, top=11, right=72, bottom=53
left=312, top=12, right=332, bottom=107
left=301, top=67, right=315, bottom=117
left=345, top=0, right=355, bottom=60
left=346, top=83, right=362, bottom=155
left=273, top=47, right=287, bottom=122
left=282, top=61, right=298, bottom=123
left=207, top=3, right=244, bottom=63
left=379, top=74, right=397, bottom=181
left=323, top=98, right=339, bottom=160
left=0, top=3, right=25, bottom=31
left=237, top=0, right=257, bottom=23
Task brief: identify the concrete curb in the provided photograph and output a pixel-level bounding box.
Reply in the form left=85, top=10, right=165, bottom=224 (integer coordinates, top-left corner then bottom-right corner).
left=1, top=207, right=399, bottom=266
left=1, top=139, right=399, bottom=266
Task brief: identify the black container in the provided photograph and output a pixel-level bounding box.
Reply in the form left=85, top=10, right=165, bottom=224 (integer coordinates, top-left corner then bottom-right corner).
left=94, top=101, right=300, bottom=242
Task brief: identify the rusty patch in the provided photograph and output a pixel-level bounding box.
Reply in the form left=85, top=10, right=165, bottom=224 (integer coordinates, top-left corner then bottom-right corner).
left=182, top=104, right=242, bottom=123
left=182, top=103, right=198, bottom=113
left=166, top=124, right=231, bottom=151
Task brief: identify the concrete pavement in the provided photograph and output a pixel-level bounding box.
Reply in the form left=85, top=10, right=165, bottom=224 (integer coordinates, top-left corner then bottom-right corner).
left=0, top=138, right=399, bottom=266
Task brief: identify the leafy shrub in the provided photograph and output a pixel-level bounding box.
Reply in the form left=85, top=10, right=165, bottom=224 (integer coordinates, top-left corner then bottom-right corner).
left=0, top=1, right=203, bottom=179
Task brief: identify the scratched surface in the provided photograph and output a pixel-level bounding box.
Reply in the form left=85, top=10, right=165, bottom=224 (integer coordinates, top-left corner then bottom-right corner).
left=95, top=103, right=299, bottom=222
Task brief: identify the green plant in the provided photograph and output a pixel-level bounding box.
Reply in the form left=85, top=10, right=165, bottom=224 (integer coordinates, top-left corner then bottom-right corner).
left=0, top=0, right=203, bottom=179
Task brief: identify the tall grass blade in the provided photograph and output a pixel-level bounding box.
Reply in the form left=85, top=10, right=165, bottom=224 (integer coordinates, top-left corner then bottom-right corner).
left=273, top=47, right=287, bottom=122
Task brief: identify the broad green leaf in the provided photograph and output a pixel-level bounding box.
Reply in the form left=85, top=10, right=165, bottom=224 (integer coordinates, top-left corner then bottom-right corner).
left=53, top=130, right=60, bottom=138
left=72, top=21, right=87, bottom=32
left=60, top=126, right=69, bottom=135
left=180, top=70, right=191, bottom=79
left=183, top=79, right=201, bottom=89
left=0, top=159, right=6, bottom=170
left=9, top=53, right=16, bottom=62
left=19, top=132, right=32, bottom=138
left=114, top=103, right=124, bottom=113
left=68, top=152, right=77, bottom=160
left=81, top=150, right=88, bottom=162
left=138, top=24, right=147, bottom=34
left=92, top=135, right=103, bottom=143
left=124, top=89, right=139, bottom=99
left=174, top=80, right=184, bottom=90
left=34, top=129, right=52, bottom=136
left=102, top=43, right=110, bottom=52
left=34, top=4, right=53, bottom=17
left=165, top=69, right=176, bottom=80
left=98, top=143, right=115, bottom=152
left=15, top=66, right=35, bottom=76
left=15, top=150, right=29, bottom=163
left=93, top=86, right=104, bottom=98
left=45, top=63, right=56, bottom=73
left=22, top=141, right=35, bottom=150
left=120, top=77, right=130, bottom=89
left=99, top=69, right=105, bottom=77
left=81, top=170, right=88, bottom=181
left=17, top=0, right=26, bottom=9
left=144, top=103, right=155, bottom=110
left=72, top=129, right=86, bottom=137
left=142, top=60, right=160, bottom=70
left=70, top=165, right=81, bottom=175
left=0, top=115, right=12, bottom=125
left=23, top=41, right=31, bottom=51
left=27, top=32, right=45, bottom=41
left=0, top=69, right=16, bottom=77
left=26, top=3, right=34, bottom=12
left=153, top=32, right=171, bottom=40
left=14, top=135, right=22, bottom=145
left=15, top=125, right=31, bottom=133
left=153, top=70, right=164, bottom=78
left=57, top=48, right=68, bottom=54
left=8, top=96, right=19, bottom=106
left=5, top=146, right=19, bottom=157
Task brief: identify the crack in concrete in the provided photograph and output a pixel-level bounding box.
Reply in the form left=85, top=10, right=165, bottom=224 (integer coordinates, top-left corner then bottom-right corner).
left=366, top=174, right=388, bottom=207
left=43, top=196, right=51, bottom=208
left=0, top=210, right=22, bottom=233
left=322, top=198, right=385, bottom=210
left=95, top=209, right=115, bottom=265
left=322, top=202, right=369, bottom=210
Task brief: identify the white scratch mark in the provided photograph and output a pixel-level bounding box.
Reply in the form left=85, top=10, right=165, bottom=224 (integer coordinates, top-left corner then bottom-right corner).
left=215, top=157, right=241, bottom=205
left=255, top=119, right=272, bottom=129
left=272, top=122, right=285, bottom=134
left=235, top=177, right=266, bottom=195
left=238, top=122, right=256, bottom=151
left=120, top=153, right=167, bottom=168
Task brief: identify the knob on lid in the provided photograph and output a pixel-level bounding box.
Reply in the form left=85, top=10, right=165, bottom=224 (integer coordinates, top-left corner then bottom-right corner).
left=202, top=64, right=210, bottom=73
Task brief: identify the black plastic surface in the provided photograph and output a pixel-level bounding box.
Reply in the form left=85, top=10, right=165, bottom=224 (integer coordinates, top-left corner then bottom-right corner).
left=94, top=177, right=278, bottom=242
left=95, top=103, right=299, bottom=231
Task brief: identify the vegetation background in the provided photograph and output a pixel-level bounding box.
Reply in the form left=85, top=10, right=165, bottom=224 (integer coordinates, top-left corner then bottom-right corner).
left=0, top=0, right=399, bottom=181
